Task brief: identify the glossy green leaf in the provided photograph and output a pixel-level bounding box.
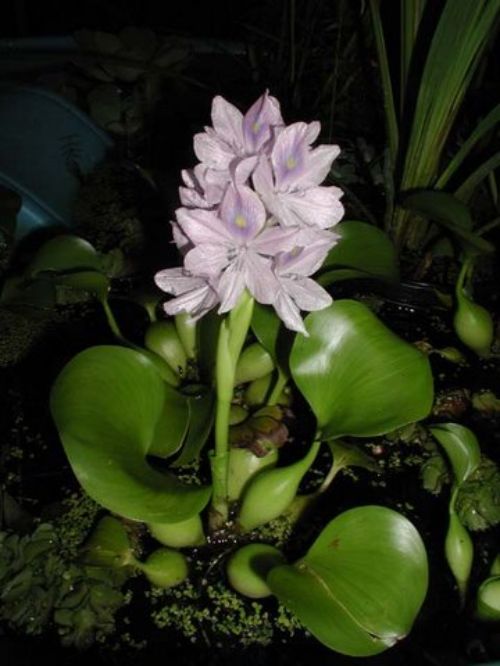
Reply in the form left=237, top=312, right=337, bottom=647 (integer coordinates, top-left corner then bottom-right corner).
left=27, top=235, right=102, bottom=276
left=147, top=383, right=189, bottom=458
left=172, top=387, right=215, bottom=467
left=267, top=506, right=428, bottom=656
left=251, top=303, right=293, bottom=372
left=319, top=221, right=399, bottom=282
left=430, top=423, right=481, bottom=485
left=290, top=300, right=433, bottom=438
left=50, top=345, right=211, bottom=523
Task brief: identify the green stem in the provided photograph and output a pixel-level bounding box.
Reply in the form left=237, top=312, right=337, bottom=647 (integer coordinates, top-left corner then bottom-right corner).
left=267, top=367, right=288, bottom=406
left=101, top=297, right=127, bottom=344
left=211, top=292, right=254, bottom=528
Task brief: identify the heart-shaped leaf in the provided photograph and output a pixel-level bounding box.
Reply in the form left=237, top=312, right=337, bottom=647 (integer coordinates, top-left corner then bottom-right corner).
left=267, top=506, right=428, bottom=656
left=319, top=220, right=399, bottom=282
left=290, top=300, right=433, bottom=438
left=50, top=346, right=211, bottom=523
left=147, top=383, right=189, bottom=458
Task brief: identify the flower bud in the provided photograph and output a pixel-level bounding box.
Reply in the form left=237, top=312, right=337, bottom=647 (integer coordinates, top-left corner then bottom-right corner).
left=148, top=514, right=206, bottom=548
left=454, top=289, right=493, bottom=357
left=227, top=543, right=286, bottom=598
left=145, top=320, right=188, bottom=377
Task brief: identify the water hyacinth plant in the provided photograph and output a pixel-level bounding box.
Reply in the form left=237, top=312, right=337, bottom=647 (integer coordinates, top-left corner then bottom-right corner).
left=50, top=92, right=434, bottom=656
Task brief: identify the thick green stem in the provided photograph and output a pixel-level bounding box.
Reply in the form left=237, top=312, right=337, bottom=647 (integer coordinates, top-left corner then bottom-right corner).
left=210, top=292, right=254, bottom=528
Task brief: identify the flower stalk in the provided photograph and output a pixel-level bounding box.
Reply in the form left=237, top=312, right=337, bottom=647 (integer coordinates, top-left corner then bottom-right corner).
left=210, top=291, right=254, bottom=528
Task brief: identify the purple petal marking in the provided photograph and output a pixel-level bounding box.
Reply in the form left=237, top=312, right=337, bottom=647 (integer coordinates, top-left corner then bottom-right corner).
left=219, top=184, right=266, bottom=242
left=211, top=96, right=244, bottom=151
left=293, top=144, right=341, bottom=189
left=271, top=122, right=309, bottom=191
left=243, top=91, right=284, bottom=153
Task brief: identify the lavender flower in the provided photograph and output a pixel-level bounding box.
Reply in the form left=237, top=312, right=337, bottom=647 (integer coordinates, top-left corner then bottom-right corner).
left=156, top=92, right=345, bottom=334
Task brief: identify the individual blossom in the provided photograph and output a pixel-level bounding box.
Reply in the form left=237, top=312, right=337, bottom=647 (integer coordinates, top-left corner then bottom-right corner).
left=271, top=237, right=338, bottom=335
left=182, top=92, right=284, bottom=208
left=252, top=122, right=344, bottom=230
left=176, top=183, right=299, bottom=313
left=155, top=268, right=219, bottom=320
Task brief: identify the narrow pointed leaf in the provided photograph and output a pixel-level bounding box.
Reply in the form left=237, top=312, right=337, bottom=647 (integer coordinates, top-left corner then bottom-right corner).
left=50, top=346, right=211, bottom=523
left=267, top=506, right=428, bottom=656
left=290, top=300, right=433, bottom=438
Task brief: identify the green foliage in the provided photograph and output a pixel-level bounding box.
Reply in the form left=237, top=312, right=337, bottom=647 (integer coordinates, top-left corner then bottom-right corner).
left=50, top=345, right=211, bottom=523
left=0, top=524, right=126, bottom=648
left=455, top=458, right=500, bottom=531
left=267, top=506, right=428, bottom=657
left=369, top=0, right=500, bottom=249
left=290, top=300, right=434, bottom=438
left=318, top=220, right=399, bottom=284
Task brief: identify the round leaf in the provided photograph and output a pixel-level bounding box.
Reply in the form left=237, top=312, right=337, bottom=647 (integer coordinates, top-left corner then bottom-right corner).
left=290, top=300, right=434, bottom=438
left=50, top=346, right=211, bottom=522
left=267, top=506, right=428, bottom=657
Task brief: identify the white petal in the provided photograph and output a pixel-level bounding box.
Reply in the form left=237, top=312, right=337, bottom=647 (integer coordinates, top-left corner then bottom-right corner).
left=294, top=145, right=341, bottom=189
left=278, top=186, right=345, bottom=229
left=184, top=245, right=230, bottom=278
left=211, top=96, right=244, bottom=150
left=273, top=291, right=308, bottom=335
left=193, top=131, right=234, bottom=169
left=281, top=276, right=332, bottom=311
left=217, top=265, right=246, bottom=312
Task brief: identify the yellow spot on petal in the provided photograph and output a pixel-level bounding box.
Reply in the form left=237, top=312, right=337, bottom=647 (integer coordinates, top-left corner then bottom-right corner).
left=252, top=121, right=261, bottom=134
left=235, top=214, right=247, bottom=228
left=286, top=156, right=297, bottom=170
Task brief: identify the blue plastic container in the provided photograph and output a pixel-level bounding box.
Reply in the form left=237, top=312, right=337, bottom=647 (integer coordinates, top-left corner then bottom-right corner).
left=0, top=84, right=112, bottom=240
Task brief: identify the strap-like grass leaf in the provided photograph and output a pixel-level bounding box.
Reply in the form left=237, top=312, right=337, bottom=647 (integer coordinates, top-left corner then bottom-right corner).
left=50, top=345, right=211, bottom=522
left=290, top=300, right=433, bottom=438
left=267, top=506, right=428, bottom=656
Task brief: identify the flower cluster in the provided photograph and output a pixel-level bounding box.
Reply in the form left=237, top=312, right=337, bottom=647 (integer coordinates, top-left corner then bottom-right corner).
left=155, top=91, right=344, bottom=334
